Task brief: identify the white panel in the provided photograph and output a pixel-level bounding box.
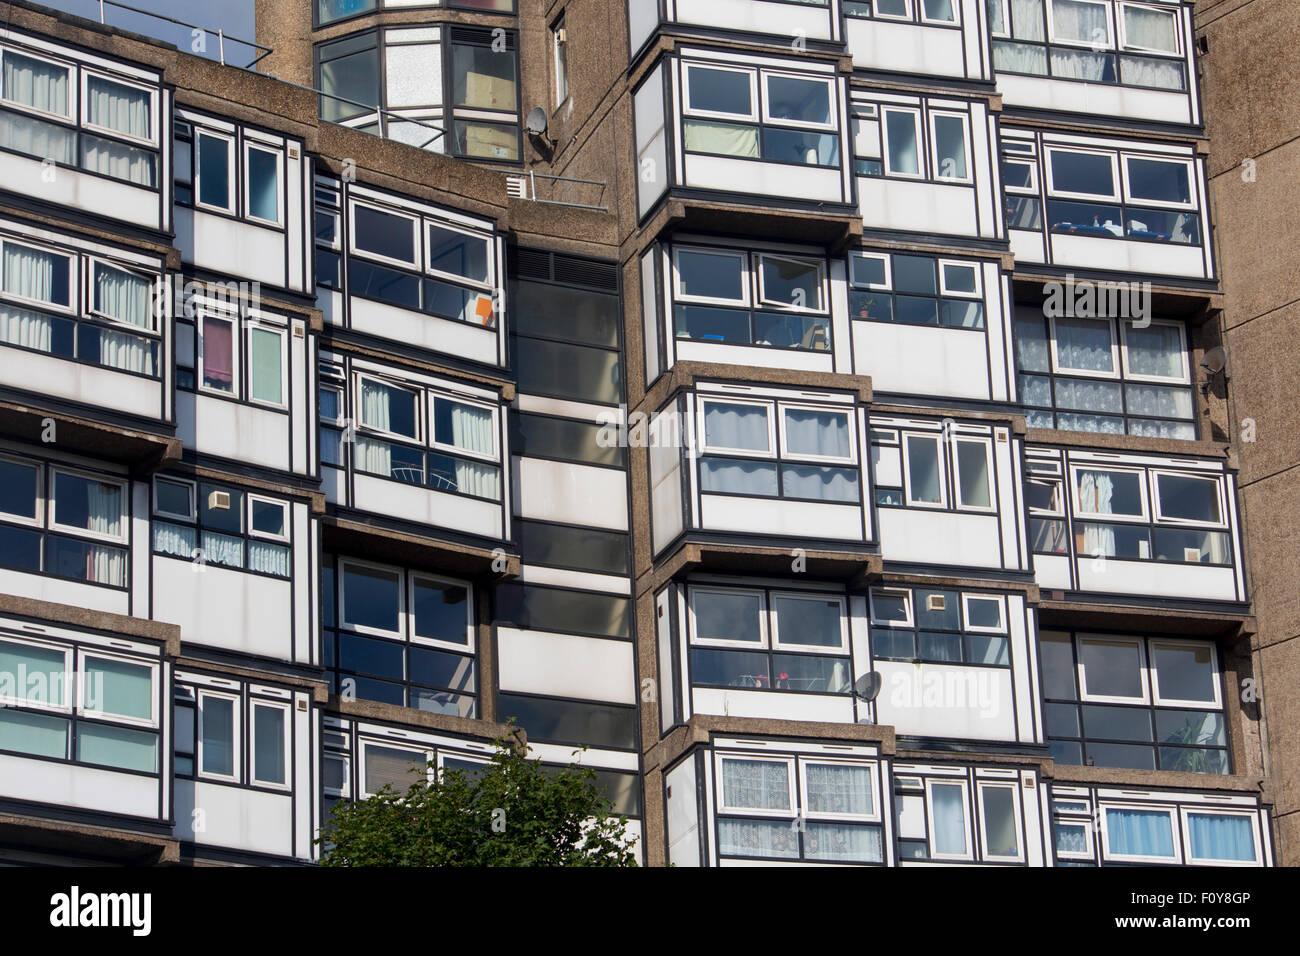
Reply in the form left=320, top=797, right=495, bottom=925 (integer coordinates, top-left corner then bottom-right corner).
left=651, top=439, right=683, bottom=555
left=497, top=627, right=635, bottom=704
left=657, top=589, right=675, bottom=733
left=152, top=556, right=294, bottom=659
left=514, top=457, right=628, bottom=531
left=518, top=565, right=630, bottom=595
left=175, top=780, right=294, bottom=857
left=1049, top=234, right=1208, bottom=279
left=674, top=340, right=834, bottom=373
left=676, top=0, right=832, bottom=40
left=691, top=687, right=854, bottom=722
left=1008, top=595, right=1034, bottom=743
left=877, top=509, right=1002, bottom=567
left=1075, top=559, right=1237, bottom=601
left=859, top=176, right=978, bottom=236
left=685, top=154, right=843, bottom=202
left=666, top=757, right=700, bottom=867
left=629, top=0, right=660, bottom=56
left=0, top=569, right=128, bottom=615
left=321, top=465, right=345, bottom=505
left=0, top=753, right=159, bottom=818
left=175, top=208, right=286, bottom=288
left=0, top=346, right=162, bottom=420
left=1034, top=553, right=1073, bottom=590
left=287, top=153, right=305, bottom=292
left=1021, top=771, right=1045, bottom=866
left=130, top=483, right=150, bottom=619
left=634, top=63, right=668, bottom=217
left=873, top=661, right=1016, bottom=740
left=851, top=323, right=988, bottom=399
left=350, top=297, right=500, bottom=366
left=846, top=18, right=969, bottom=78
left=995, top=74, right=1193, bottom=126
left=353, top=474, right=503, bottom=540
left=180, top=393, right=290, bottom=471
left=293, top=503, right=312, bottom=664
left=1010, top=229, right=1045, bottom=264
left=0, top=153, right=160, bottom=229
left=291, top=322, right=307, bottom=475
left=701, top=495, right=864, bottom=541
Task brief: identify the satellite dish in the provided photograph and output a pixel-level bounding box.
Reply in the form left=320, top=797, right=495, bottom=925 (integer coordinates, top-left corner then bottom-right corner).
left=524, top=106, right=548, bottom=137
left=1200, top=345, right=1228, bottom=375
left=854, top=672, right=883, bottom=703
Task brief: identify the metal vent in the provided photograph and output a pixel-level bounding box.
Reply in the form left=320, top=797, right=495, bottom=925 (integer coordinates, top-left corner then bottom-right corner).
left=511, top=248, right=552, bottom=281
left=553, top=254, right=617, bottom=292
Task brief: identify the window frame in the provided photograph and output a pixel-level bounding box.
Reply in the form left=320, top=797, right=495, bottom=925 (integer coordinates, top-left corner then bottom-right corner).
left=1044, top=146, right=1122, bottom=202
left=1076, top=633, right=1150, bottom=704
left=919, top=0, right=960, bottom=25
left=1046, top=0, right=1115, bottom=50
left=873, top=0, right=913, bottom=22
left=1149, top=470, right=1226, bottom=529
left=716, top=753, right=796, bottom=817
left=423, top=219, right=494, bottom=290
left=753, top=253, right=827, bottom=314
left=961, top=594, right=1007, bottom=634
left=407, top=570, right=476, bottom=652
left=1002, top=156, right=1039, bottom=194
left=1117, top=317, right=1190, bottom=384
left=86, top=258, right=158, bottom=333
left=881, top=106, right=924, bottom=180
left=355, top=373, right=424, bottom=443
left=1100, top=802, right=1179, bottom=863
left=0, top=453, right=44, bottom=528
left=698, top=397, right=775, bottom=458
left=0, top=635, right=71, bottom=713
left=688, top=585, right=769, bottom=650
left=196, top=308, right=240, bottom=398
left=672, top=246, right=751, bottom=308
left=359, top=739, right=432, bottom=797
left=243, top=141, right=285, bottom=227
left=1120, top=153, right=1195, bottom=210
left=245, top=319, right=288, bottom=409
left=428, top=392, right=500, bottom=464
left=798, top=758, right=881, bottom=823
left=951, top=435, right=996, bottom=513
left=777, top=403, right=857, bottom=465
left=902, top=431, right=947, bottom=509
left=250, top=698, right=292, bottom=790
left=928, top=110, right=972, bottom=183
left=1027, top=476, right=1065, bottom=516
left=552, top=17, right=568, bottom=106
left=1148, top=638, right=1221, bottom=709
left=152, top=476, right=196, bottom=522
left=0, top=237, right=77, bottom=314
left=338, top=557, right=406, bottom=639
left=850, top=251, right=892, bottom=290
left=0, top=45, right=73, bottom=122
left=869, top=587, right=914, bottom=628
left=193, top=128, right=236, bottom=215
left=1118, top=1, right=1183, bottom=56
left=47, top=466, right=128, bottom=544
left=79, top=69, right=158, bottom=147
left=1179, top=808, right=1259, bottom=866
left=196, top=688, right=241, bottom=783
left=1069, top=463, right=1150, bottom=522
left=938, top=260, right=982, bottom=298
left=348, top=200, right=421, bottom=270
left=246, top=494, right=291, bottom=543
left=977, top=780, right=1025, bottom=862
left=77, top=649, right=158, bottom=729
left=769, top=591, right=850, bottom=654
left=682, top=62, right=759, bottom=123
left=759, top=71, right=836, bottom=132
left=924, top=777, right=974, bottom=861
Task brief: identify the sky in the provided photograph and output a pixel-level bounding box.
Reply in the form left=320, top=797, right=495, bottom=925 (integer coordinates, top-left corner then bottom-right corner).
left=35, top=0, right=259, bottom=67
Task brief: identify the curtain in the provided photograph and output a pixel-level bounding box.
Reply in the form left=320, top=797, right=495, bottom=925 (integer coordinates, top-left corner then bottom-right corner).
left=249, top=541, right=290, bottom=577
left=782, top=464, right=858, bottom=502
left=250, top=328, right=282, bottom=404
left=4, top=242, right=58, bottom=303
left=1106, top=808, right=1174, bottom=857
left=80, top=135, right=155, bottom=187
left=1126, top=384, right=1192, bottom=419
left=805, top=763, right=872, bottom=815
left=1011, top=0, right=1045, bottom=41
left=1079, top=470, right=1117, bottom=558
left=704, top=403, right=769, bottom=452
left=86, top=76, right=150, bottom=140
left=84, top=481, right=124, bottom=586
left=3, top=52, right=68, bottom=115
left=153, top=521, right=196, bottom=559
left=1052, top=0, right=1108, bottom=44
left=717, top=818, right=798, bottom=859
left=1123, top=6, right=1178, bottom=53
left=358, top=381, right=393, bottom=477
left=722, top=758, right=790, bottom=810
left=95, top=264, right=153, bottom=374
left=986, top=0, right=1007, bottom=34
left=682, top=120, right=758, bottom=159
left=1125, top=324, right=1182, bottom=378
left=453, top=460, right=501, bottom=500
left=0, top=303, right=52, bottom=352
left=201, top=317, right=234, bottom=391
left=1187, top=813, right=1254, bottom=862
left=784, top=409, right=848, bottom=458
left=805, top=822, right=882, bottom=862
left=884, top=111, right=918, bottom=175
left=1055, top=822, right=1088, bottom=854
left=930, top=784, right=968, bottom=855
left=0, top=109, right=75, bottom=163
left=202, top=530, right=244, bottom=569
left=1055, top=318, right=1113, bottom=372
left=700, top=458, right=779, bottom=497
left=1120, top=55, right=1184, bottom=91
left=994, top=40, right=1049, bottom=75
left=1056, top=378, right=1122, bottom=413
left=450, top=402, right=494, bottom=455
left=1015, top=315, right=1050, bottom=372
left=1051, top=49, right=1112, bottom=81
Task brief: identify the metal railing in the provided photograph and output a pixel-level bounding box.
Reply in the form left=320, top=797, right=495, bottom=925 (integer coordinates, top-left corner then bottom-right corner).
left=506, top=169, right=608, bottom=212
left=92, top=0, right=271, bottom=68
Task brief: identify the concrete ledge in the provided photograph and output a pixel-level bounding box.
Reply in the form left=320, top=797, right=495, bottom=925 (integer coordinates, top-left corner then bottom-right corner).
left=321, top=516, right=520, bottom=580
left=0, top=399, right=179, bottom=473
left=645, top=715, right=896, bottom=771
left=0, top=812, right=179, bottom=865
left=1036, top=599, right=1254, bottom=639
left=1048, top=763, right=1268, bottom=798
left=1025, top=428, right=1230, bottom=459
left=175, top=656, right=330, bottom=703
left=327, top=697, right=524, bottom=745
left=0, top=594, right=180, bottom=655
left=643, top=540, right=882, bottom=596
left=637, top=197, right=862, bottom=256
left=641, top=359, right=872, bottom=415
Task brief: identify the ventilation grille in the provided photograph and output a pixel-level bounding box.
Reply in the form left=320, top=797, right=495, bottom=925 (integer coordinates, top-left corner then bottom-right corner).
left=509, top=247, right=618, bottom=293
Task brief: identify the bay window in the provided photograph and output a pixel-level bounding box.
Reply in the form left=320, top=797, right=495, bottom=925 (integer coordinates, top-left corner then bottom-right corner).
left=698, top=396, right=860, bottom=503
left=870, top=426, right=995, bottom=512
left=688, top=585, right=851, bottom=694
left=991, top=0, right=1187, bottom=91
left=681, top=62, right=840, bottom=168
left=323, top=557, right=477, bottom=716
left=1016, top=308, right=1195, bottom=438
left=1041, top=630, right=1228, bottom=773
left=870, top=587, right=1011, bottom=666
left=849, top=250, right=986, bottom=329
left=716, top=752, right=883, bottom=863
left=0, top=455, right=127, bottom=588
left=0, top=636, right=158, bottom=773
left=151, top=476, right=292, bottom=578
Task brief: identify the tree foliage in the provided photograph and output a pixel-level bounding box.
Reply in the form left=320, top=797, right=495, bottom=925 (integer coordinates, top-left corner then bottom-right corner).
left=317, top=736, right=639, bottom=867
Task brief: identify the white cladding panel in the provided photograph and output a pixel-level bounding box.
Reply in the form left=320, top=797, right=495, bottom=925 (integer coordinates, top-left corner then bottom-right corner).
left=873, top=661, right=1017, bottom=741
left=1034, top=553, right=1072, bottom=590
left=877, top=509, right=1003, bottom=567
left=1048, top=234, right=1208, bottom=278
left=676, top=0, right=832, bottom=40
left=859, top=177, right=978, bottom=236
left=496, top=627, right=635, bottom=704
left=175, top=208, right=287, bottom=289
left=354, top=473, right=503, bottom=540
left=0, top=753, right=158, bottom=818
left=1010, top=229, right=1045, bottom=263
left=851, top=323, right=988, bottom=399
left=178, top=393, right=290, bottom=471
left=0, top=346, right=162, bottom=420
left=1075, top=559, right=1238, bottom=601
left=0, top=152, right=160, bottom=229
left=175, top=780, right=294, bottom=857
left=995, top=74, right=1193, bottom=126
left=152, top=557, right=293, bottom=659
left=665, top=757, right=701, bottom=867
left=0, top=569, right=128, bottom=615
left=350, top=297, right=499, bottom=366
left=514, top=457, right=628, bottom=531
left=846, top=18, right=967, bottom=77
left=700, top=494, right=864, bottom=540
left=686, top=154, right=843, bottom=202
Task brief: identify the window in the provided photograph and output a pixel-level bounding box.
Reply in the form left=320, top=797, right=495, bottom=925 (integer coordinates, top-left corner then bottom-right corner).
left=249, top=324, right=284, bottom=406
left=1026, top=470, right=1069, bottom=554
left=1182, top=810, right=1259, bottom=865
left=176, top=681, right=296, bottom=789
left=1042, top=630, right=1228, bottom=773
left=197, top=311, right=236, bottom=394
left=672, top=245, right=831, bottom=351
left=0, top=638, right=158, bottom=772
left=323, top=557, right=477, bottom=717
left=895, top=774, right=991, bottom=862
left=552, top=18, right=568, bottom=105
left=688, top=586, right=851, bottom=695
left=0, top=457, right=128, bottom=588
left=849, top=250, right=985, bottom=329
left=697, top=396, right=861, bottom=503
left=845, top=0, right=960, bottom=25
left=882, top=108, right=921, bottom=177
left=991, top=0, right=1187, bottom=91
left=252, top=701, right=289, bottom=787
left=681, top=62, right=840, bottom=169
left=1017, top=309, right=1195, bottom=439
left=245, top=143, right=282, bottom=225
left=195, top=129, right=234, bottom=212
left=871, top=426, right=993, bottom=512
left=870, top=588, right=1011, bottom=666
left=151, top=477, right=292, bottom=578
left=716, top=753, right=883, bottom=863
left=978, top=783, right=1023, bottom=860
left=1051, top=795, right=1095, bottom=861
left=497, top=693, right=637, bottom=750
left=0, top=235, right=161, bottom=377
left=930, top=112, right=970, bottom=181
left=1102, top=805, right=1176, bottom=861
left=351, top=373, right=503, bottom=501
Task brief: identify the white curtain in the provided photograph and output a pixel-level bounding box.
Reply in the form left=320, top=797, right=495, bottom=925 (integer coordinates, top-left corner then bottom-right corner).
left=805, top=764, right=872, bottom=815
left=1125, top=324, right=1182, bottom=378
left=1055, top=378, right=1121, bottom=413
left=450, top=402, right=494, bottom=455
left=453, top=460, right=501, bottom=500
left=357, top=382, right=393, bottom=477
left=683, top=120, right=758, bottom=159
left=1011, top=0, right=1045, bottom=41
left=930, top=784, right=968, bottom=855
left=86, top=76, right=150, bottom=140
left=1051, top=49, right=1110, bottom=81
left=1055, top=318, right=1113, bottom=372
left=1121, top=55, right=1183, bottom=90
left=1123, top=6, right=1178, bottom=52
left=94, top=265, right=153, bottom=374
left=722, top=759, right=790, bottom=811
left=1078, top=470, right=1117, bottom=557
left=704, top=403, right=769, bottom=452
left=85, top=481, right=124, bottom=586
left=782, top=465, right=858, bottom=502
left=1052, top=0, right=1108, bottom=44
left=3, top=52, right=68, bottom=115
left=248, top=541, right=290, bottom=577
left=0, top=303, right=51, bottom=351
left=81, top=137, right=154, bottom=187
left=202, top=530, right=244, bottom=569
left=884, top=111, right=918, bottom=175
left=0, top=109, right=74, bottom=162
left=4, top=242, right=57, bottom=302
left=717, top=819, right=796, bottom=859
left=152, top=521, right=195, bottom=559
left=784, top=409, right=848, bottom=458
left=994, top=41, right=1049, bottom=75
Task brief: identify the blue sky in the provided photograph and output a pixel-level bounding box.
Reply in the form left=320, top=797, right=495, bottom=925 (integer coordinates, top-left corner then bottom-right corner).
left=38, top=0, right=259, bottom=66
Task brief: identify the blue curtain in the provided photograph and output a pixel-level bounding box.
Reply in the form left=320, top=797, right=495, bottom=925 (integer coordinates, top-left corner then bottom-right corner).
left=1106, top=807, right=1173, bottom=857
left=1187, top=813, right=1254, bottom=862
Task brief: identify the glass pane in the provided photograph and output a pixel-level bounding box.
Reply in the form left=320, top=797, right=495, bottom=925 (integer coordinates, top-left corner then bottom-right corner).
left=412, top=577, right=469, bottom=644
left=753, top=312, right=831, bottom=350
left=496, top=694, right=636, bottom=749
left=884, top=110, right=919, bottom=175
left=1082, top=703, right=1152, bottom=742
left=427, top=223, right=489, bottom=283
left=365, top=745, right=425, bottom=793
left=84, top=657, right=152, bottom=720
left=762, top=128, right=839, bottom=167
left=703, top=402, right=769, bottom=452
left=1054, top=316, right=1114, bottom=373
left=804, top=822, right=882, bottom=862
left=956, top=440, right=991, bottom=508
left=1087, top=741, right=1156, bottom=770
left=718, top=818, right=799, bottom=859
left=353, top=205, right=414, bottom=263
left=52, top=472, right=122, bottom=537
left=453, top=40, right=517, bottom=110
left=1119, top=54, right=1184, bottom=90
left=0, top=458, right=38, bottom=521
left=1126, top=208, right=1199, bottom=244
left=1151, top=643, right=1216, bottom=702
left=1126, top=383, right=1193, bottom=420
left=86, top=75, right=150, bottom=139
left=700, top=458, right=779, bottom=496
left=933, top=114, right=967, bottom=179
left=250, top=499, right=286, bottom=538
left=721, top=757, right=789, bottom=810
left=896, top=295, right=939, bottom=326
left=923, top=0, right=956, bottom=21
left=201, top=315, right=235, bottom=392
left=682, top=119, right=758, bottom=158
left=409, top=646, right=475, bottom=693
left=1052, top=0, right=1110, bottom=44
left=199, top=483, right=243, bottom=534
left=693, top=590, right=763, bottom=643
left=806, top=763, right=873, bottom=815
left=1156, top=474, right=1220, bottom=524
left=919, top=631, right=963, bottom=662
left=982, top=787, right=1020, bottom=857
left=905, top=435, right=941, bottom=503
left=46, top=535, right=127, bottom=586
left=253, top=704, right=286, bottom=784
left=1002, top=160, right=1033, bottom=189
left=771, top=653, right=850, bottom=692
left=766, top=75, right=831, bottom=125
left=872, top=627, right=914, bottom=659
left=871, top=591, right=910, bottom=624
left=760, top=256, right=822, bottom=310
left=1155, top=710, right=1225, bottom=747
left=155, top=478, right=192, bottom=518
left=320, top=43, right=379, bottom=122
left=851, top=255, right=887, bottom=287
left=994, top=40, right=1048, bottom=74
left=1040, top=632, right=1077, bottom=700
left=893, top=255, right=937, bottom=294
left=196, top=132, right=229, bottom=208
left=773, top=595, right=842, bottom=647
left=780, top=463, right=860, bottom=502
left=1123, top=4, right=1178, bottom=52
left=341, top=563, right=401, bottom=633
left=2, top=51, right=69, bottom=115
left=250, top=328, right=282, bottom=404
left=848, top=290, right=894, bottom=323
left=494, top=584, right=629, bottom=638
left=1055, top=822, right=1089, bottom=856
left=1105, top=807, right=1174, bottom=857
left=1015, top=313, right=1050, bottom=372
left=78, top=723, right=156, bottom=773
left=965, top=597, right=1002, bottom=629
left=965, top=633, right=1009, bottom=665
left=454, top=120, right=519, bottom=161
left=676, top=249, right=744, bottom=302
left=1186, top=813, right=1254, bottom=862
left=513, top=336, right=620, bottom=405
left=359, top=379, right=418, bottom=438
left=0, top=639, right=66, bottom=707
left=247, top=147, right=279, bottom=221
left=686, top=65, right=752, bottom=116
left=1079, top=638, right=1143, bottom=699
left=916, top=591, right=959, bottom=629
left=200, top=696, right=235, bottom=775
left=930, top=783, right=968, bottom=855
left=339, top=633, right=404, bottom=680
left=1045, top=701, right=1081, bottom=737
left=1075, top=468, right=1143, bottom=516
left=1126, top=158, right=1191, bottom=205
left=1050, top=150, right=1115, bottom=196
left=1055, top=377, right=1122, bottom=414
left=689, top=647, right=772, bottom=688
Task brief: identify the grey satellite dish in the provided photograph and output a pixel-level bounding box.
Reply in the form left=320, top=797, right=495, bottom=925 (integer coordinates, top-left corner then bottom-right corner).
left=524, top=106, right=548, bottom=137
left=854, top=672, right=883, bottom=703
left=1200, top=345, right=1228, bottom=375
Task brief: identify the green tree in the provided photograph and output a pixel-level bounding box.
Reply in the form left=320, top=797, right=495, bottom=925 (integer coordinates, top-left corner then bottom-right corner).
left=317, top=736, right=639, bottom=866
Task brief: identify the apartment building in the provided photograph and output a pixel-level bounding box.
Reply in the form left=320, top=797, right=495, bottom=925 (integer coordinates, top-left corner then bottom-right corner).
left=0, top=0, right=1274, bottom=867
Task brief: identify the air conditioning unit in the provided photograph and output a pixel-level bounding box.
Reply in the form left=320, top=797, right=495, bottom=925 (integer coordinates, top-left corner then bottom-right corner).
left=1184, top=547, right=1202, bottom=562
left=926, top=594, right=947, bottom=612
left=207, top=490, right=231, bottom=511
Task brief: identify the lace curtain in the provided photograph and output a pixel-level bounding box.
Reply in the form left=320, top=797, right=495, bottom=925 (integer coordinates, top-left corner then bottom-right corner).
left=722, top=758, right=790, bottom=811
left=249, top=541, right=290, bottom=577
left=1055, top=317, right=1114, bottom=372
left=805, top=763, right=873, bottom=815
left=153, top=521, right=196, bottom=559
left=202, top=530, right=244, bottom=569
left=1123, top=5, right=1178, bottom=52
